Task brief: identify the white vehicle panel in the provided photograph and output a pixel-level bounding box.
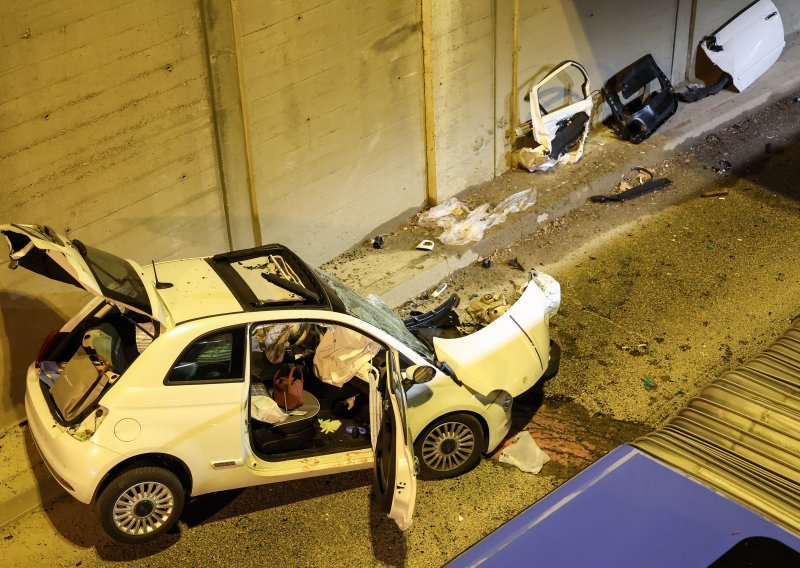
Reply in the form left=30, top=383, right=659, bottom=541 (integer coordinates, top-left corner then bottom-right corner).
left=702, top=0, right=784, bottom=91
left=433, top=282, right=549, bottom=398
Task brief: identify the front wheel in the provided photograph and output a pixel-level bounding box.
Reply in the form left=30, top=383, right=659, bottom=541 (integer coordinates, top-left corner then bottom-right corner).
left=415, top=414, right=485, bottom=480
left=96, top=466, right=185, bottom=543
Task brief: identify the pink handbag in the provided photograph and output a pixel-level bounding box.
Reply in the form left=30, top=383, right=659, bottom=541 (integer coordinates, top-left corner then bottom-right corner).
left=273, top=365, right=304, bottom=411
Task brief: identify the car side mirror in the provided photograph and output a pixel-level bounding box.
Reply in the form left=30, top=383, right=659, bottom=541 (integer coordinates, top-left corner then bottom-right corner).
left=406, top=365, right=436, bottom=384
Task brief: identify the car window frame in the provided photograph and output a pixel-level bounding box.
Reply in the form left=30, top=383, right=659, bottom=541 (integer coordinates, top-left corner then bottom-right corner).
left=164, top=324, right=247, bottom=386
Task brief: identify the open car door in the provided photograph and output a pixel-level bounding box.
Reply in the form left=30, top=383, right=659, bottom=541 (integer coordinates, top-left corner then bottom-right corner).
left=370, top=349, right=417, bottom=530
left=0, top=223, right=167, bottom=325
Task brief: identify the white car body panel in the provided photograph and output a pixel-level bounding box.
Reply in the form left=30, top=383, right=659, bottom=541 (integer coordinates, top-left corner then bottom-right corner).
left=701, top=0, right=784, bottom=92
left=25, top=365, right=120, bottom=503
left=433, top=281, right=551, bottom=398
left=138, top=259, right=242, bottom=325
left=74, top=308, right=503, bottom=501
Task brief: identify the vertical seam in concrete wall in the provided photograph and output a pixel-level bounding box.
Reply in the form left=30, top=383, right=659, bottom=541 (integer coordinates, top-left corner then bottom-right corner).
left=421, top=0, right=438, bottom=206
left=685, top=0, right=699, bottom=82
left=510, top=0, right=519, bottom=133
left=199, top=0, right=262, bottom=250
left=671, top=0, right=699, bottom=85
left=230, top=0, right=262, bottom=247
left=492, top=0, right=498, bottom=176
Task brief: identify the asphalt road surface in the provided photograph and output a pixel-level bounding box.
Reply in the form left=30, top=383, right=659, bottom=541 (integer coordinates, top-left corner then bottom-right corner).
left=2, top=97, right=799, bottom=567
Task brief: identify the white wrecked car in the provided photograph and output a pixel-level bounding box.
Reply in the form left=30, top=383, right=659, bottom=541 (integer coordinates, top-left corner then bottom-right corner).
left=2, top=223, right=560, bottom=543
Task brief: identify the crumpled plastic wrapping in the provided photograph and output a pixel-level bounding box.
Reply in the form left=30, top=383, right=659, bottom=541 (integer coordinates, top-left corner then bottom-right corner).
left=418, top=189, right=538, bottom=246
left=499, top=431, right=550, bottom=474
left=251, top=394, right=288, bottom=424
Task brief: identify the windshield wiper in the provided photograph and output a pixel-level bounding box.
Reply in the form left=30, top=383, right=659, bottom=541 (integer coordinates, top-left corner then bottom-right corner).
left=261, top=272, right=320, bottom=303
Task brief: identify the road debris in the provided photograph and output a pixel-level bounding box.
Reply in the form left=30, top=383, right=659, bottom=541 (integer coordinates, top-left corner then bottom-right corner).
left=712, top=159, right=732, bottom=173
left=507, top=257, right=525, bottom=271
left=416, top=239, right=435, bottom=251
left=498, top=431, right=550, bottom=474
left=372, top=235, right=385, bottom=249
left=431, top=282, right=448, bottom=298
left=701, top=191, right=729, bottom=198
left=417, top=190, right=537, bottom=246
left=516, top=61, right=593, bottom=172
left=603, top=54, right=677, bottom=143
left=481, top=258, right=492, bottom=269
left=589, top=178, right=672, bottom=203
left=466, top=293, right=508, bottom=326
left=641, top=376, right=656, bottom=391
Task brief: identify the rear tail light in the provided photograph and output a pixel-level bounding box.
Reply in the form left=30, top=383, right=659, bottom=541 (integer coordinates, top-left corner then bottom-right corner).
left=35, top=330, right=61, bottom=367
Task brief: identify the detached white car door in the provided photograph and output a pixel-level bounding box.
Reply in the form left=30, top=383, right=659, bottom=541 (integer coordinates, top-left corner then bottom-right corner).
left=370, top=349, right=417, bottom=530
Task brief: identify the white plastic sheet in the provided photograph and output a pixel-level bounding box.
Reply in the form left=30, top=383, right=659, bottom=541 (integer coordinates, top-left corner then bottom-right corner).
left=418, top=190, right=537, bottom=246
left=251, top=394, right=288, bottom=424
left=499, top=431, right=550, bottom=474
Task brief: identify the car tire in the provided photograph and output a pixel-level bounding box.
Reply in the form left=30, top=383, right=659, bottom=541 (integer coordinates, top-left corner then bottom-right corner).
left=541, top=339, right=561, bottom=381
left=415, top=413, right=485, bottom=480
left=96, top=466, right=185, bottom=543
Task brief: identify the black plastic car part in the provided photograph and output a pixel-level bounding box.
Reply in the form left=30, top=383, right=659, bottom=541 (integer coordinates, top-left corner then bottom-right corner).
left=403, top=293, right=460, bottom=331
left=602, top=54, right=678, bottom=144
left=549, top=111, right=590, bottom=160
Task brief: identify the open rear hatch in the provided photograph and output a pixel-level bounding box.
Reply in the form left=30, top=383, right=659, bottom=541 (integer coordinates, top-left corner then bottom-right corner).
left=0, top=223, right=168, bottom=326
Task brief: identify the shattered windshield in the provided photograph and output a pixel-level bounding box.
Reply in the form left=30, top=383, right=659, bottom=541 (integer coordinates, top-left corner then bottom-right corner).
left=312, top=268, right=434, bottom=360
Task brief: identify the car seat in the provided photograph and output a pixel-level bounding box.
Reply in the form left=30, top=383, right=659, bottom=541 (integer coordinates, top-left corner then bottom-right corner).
left=251, top=383, right=321, bottom=455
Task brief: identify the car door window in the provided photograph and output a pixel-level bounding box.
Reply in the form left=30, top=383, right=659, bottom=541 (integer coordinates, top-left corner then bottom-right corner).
left=165, top=327, right=245, bottom=384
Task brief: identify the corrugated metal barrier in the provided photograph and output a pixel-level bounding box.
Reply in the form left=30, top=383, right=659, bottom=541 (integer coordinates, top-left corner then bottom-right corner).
left=633, top=318, right=800, bottom=533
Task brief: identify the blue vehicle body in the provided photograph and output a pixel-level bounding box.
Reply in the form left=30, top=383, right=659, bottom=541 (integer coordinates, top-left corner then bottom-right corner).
left=450, top=318, right=800, bottom=567
left=448, top=446, right=800, bottom=567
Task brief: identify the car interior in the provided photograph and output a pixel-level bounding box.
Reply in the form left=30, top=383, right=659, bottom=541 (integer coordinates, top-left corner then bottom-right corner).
left=247, top=322, right=381, bottom=461
left=41, top=302, right=155, bottom=421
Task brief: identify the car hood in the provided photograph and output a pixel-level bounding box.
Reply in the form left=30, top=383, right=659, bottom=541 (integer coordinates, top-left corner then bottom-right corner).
left=433, top=273, right=559, bottom=398
left=0, top=223, right=171, bottom=327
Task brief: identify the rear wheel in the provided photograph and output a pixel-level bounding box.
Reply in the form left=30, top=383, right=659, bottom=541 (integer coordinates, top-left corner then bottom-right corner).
left=96, top=466, right=184, bottom=543
left=415, top=414, right=484, bottom=480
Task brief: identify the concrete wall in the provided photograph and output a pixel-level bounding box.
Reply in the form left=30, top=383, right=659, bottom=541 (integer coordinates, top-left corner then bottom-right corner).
left=430, top=1, right=496, bottom=201
left=776, top=0, right=800, bottom=34
left=0, top=0, right=227, bottom=428
left=238, top=0, right=427, bottom=265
